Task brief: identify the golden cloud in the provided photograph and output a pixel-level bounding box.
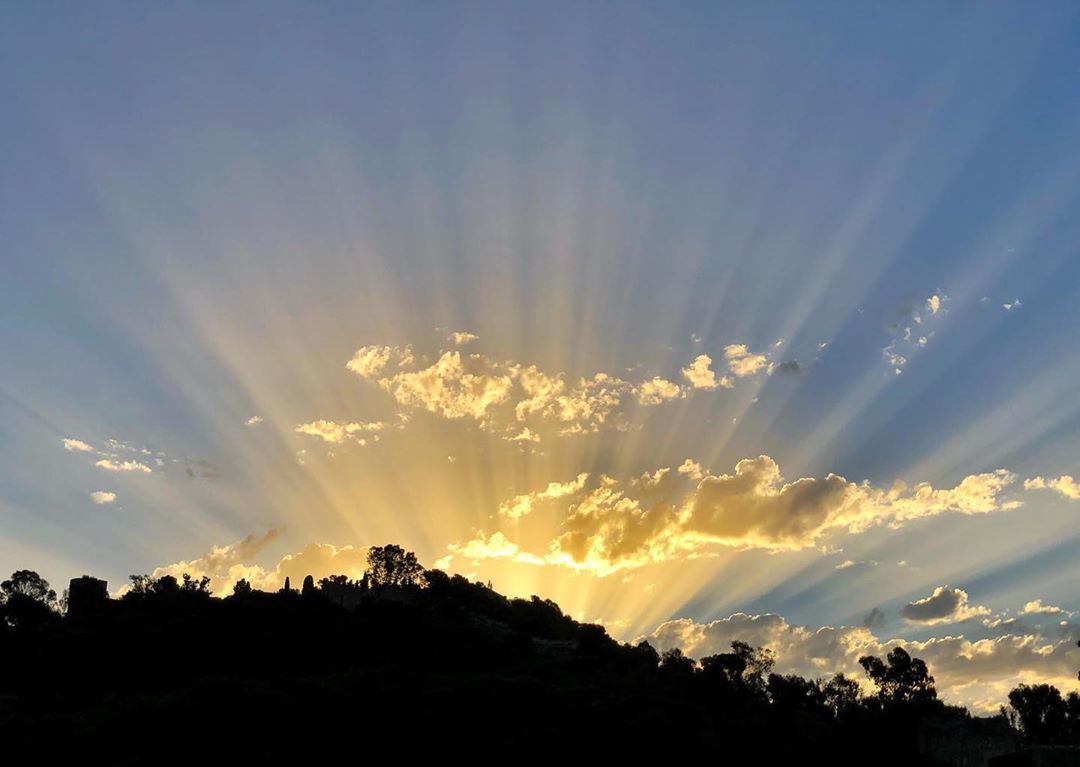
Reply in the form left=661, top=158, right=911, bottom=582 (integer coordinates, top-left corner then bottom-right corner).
left=1025, top=475, right=1080, bottom=500
left=342, top=344, right=704, bottom=437
left=443, top=457, right=1021, bottom=574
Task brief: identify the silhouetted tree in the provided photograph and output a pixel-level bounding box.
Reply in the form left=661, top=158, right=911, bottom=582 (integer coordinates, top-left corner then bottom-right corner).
left=0, top=570, right=59, bottom=628
left=700, top=641, right=775, bottom=699
left=859, top=647, right=937, bottom=704
left=232, top=579, right=253, bottom=597
left=301, top=575, right=316, bottom=596
left=181, top=574, right=211, bottom=596
left=768, top=673, right=826, bottom=712
left=659, top=647, right=696, bottom=677
left=365, top=544, right=424, bottom=588
left=1, top=570, right=57, bottom=607
left=1007, top=683, right=1073, bottom=745
left=822, top=672, right=861, bottom=717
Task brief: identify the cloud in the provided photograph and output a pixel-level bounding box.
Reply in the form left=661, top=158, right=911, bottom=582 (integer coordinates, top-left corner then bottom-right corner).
left=1022, top=600, right=1064, bottom=616
left=1003, top=299, right=1022, bottom=312
left=498, top=472, right=590, bottom=521
left=447, top=331, right=479, bottom=346
left=639, top=611, right=1080, bottom=714
left=901, top=586, right=990, bottom=625
left=635, top=377, right=684, bottom=405
left=445, top=457, right=1021, bottom=574
left=723, top=344, right=770, bottom=377
left=1025, top=475, right=1080, bottom=500
left=863, top=607, right=886, bottom=629
left=295, top=419, right=385, bottom=445
left=63, top=438, right=94, bottom=452
left=882, top=294, right=945, bottom=374
left=773, top=360, right=802, bottom=376
left=836, top=559, right=878, bottom=570
left=246, top=416, right=263, bottom=427
left=681, top=355, right=732, bottom=390
left=345, top=344, right=700, bottom=437
left=345, top=344, right=414, bottom=378
left=95, top=458, right=152, bottom=473
left=90, top=491, right=117, bottom=505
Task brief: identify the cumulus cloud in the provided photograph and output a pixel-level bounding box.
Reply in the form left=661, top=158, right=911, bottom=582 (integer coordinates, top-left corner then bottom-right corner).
left=901, top=586, right=990, bottom=625
left=1022, top=600, right=1065, bottom=616
left=90, top=491, right=116, bottom=505
left=129, top=529, right=375, bottom=597
left=1025, top=475, right=1080, bottom=500
left=345, top=344, right=413, bottom=378
left=444, top=457, right=1022, bottom=574
left=636, top=377, right=684, bottom=406
left=63, top=438, right=94, bottom=452
left=639, top=611, right=1080, bottom=714
left=344, top=344, right=702, bottom=438
left=95, top=458, right=152, bottom=473
left=681, top=355, right=731, bottom=390
left=447, top=331, right=479, bottom=346
left=246, top=416, right=263, bottom=427
left=723, top=344, right=770, bottom=377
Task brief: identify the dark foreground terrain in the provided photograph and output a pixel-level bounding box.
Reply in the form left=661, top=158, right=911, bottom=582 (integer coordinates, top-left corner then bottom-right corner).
left=1, top=546, right=1076, bottom=764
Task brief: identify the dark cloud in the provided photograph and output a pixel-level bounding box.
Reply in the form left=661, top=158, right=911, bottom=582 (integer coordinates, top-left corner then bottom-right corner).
left=901, top=586, right=989, bottom=624
left=863, top=607, right=886, bottom=629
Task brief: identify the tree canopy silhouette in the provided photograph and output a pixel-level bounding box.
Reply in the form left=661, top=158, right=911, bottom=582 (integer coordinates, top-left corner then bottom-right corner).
left=365, top=543, right=424, bottom=587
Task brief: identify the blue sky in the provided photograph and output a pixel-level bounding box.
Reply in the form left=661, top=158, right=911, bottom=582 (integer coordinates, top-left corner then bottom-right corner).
left=3, top=2, right=1080, bottom=709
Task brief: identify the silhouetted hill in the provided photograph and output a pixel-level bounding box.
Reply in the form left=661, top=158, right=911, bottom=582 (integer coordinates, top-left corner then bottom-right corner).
left=0, top=547, right=1069, bottom=764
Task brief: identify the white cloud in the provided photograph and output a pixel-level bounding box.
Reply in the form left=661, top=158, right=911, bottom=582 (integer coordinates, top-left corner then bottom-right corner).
left=1025, top=475, right=1080, bottom=500
left=448, top=331, right=479, bottom=346
left=1022, top=600, right=1064, bottom=616
left=90, top=491, right=117, bottom=505
left=246, top=416, right=264, bottom=427
left=636, top=377, right=684, bottom=405
left=723, top=344, right=770, bottom=377
left=681, top=354, right=731, bottom=390
left=346, top=344, right=698, bottom=437
left=95, top=458, right=152, bottom=473
left=1003, top=299, right=1022, bottom=312
left=63, top=438, right=94, bottom=452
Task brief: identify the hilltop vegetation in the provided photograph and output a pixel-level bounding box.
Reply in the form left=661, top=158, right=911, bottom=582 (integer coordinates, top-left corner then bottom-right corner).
left=1, top=546, right=1077, bottom=763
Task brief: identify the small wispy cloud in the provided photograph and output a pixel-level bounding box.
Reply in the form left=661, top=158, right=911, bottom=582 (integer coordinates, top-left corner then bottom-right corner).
left=95, top=459, right=152, bottom=474
left=90, top=490, right=117, bottom=505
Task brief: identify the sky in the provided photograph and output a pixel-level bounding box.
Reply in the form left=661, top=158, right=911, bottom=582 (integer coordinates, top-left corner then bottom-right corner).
left=3, top=2, right=1080, bottom=712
